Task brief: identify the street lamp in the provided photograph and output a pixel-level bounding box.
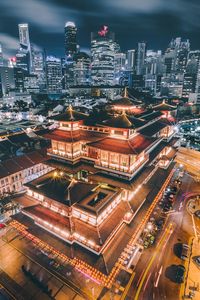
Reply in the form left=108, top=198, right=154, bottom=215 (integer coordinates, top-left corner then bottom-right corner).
left=147, top=222, right=153, bottom=231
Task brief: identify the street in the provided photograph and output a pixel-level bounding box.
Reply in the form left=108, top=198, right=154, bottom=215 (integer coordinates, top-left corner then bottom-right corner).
left=125, top=172, right=200, bottom=300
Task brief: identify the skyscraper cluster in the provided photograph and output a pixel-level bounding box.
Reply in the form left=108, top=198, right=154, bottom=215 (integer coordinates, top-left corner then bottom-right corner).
left=1, top=22, right=200, bottom=104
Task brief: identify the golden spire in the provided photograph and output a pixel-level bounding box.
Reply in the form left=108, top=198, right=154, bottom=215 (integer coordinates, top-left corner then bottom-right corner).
left=124, top=87, right=128, bottom=98
left=68, top=104, right=73, bottom=111
left=67, top=105, right=74, bottom=120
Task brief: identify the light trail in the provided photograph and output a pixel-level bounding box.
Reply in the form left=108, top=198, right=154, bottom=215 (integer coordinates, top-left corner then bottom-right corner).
left=134, top=223, right=174, bottom=300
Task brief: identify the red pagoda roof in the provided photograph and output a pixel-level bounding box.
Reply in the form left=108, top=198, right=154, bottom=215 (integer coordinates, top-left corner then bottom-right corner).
left=88, top=134, right=157, bottom=155
left=48, top=105, right=88, bottom=122
left=103, top=113, right=133, bottom=129
left=43, top=129, right=107, bottom=143
left=153, top=100, right=177, bottom=111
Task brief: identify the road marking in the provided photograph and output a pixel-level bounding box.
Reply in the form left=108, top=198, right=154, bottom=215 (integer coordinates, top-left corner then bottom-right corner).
left=134, top=223, right=174, bottom=300
left=154, top=266, right=163, bottom=287
left=143, top=272, right=152, bottom=291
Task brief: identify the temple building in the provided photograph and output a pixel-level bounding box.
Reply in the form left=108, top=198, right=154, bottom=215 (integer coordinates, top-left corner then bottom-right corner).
left=152, top=100, right=177, bottom=118
left=23, top=171, right=133, bottom=254
left=12, top=97, right=178, bottom=256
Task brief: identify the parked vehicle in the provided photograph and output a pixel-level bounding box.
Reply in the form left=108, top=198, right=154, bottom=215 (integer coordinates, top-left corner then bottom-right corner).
left=175, top=265, right=185, bottom=283
left=193, top=256, right=200, bottom=267
left=180, top=244, right=190, bottom=260
left=194, top=210, right=200, bottom=219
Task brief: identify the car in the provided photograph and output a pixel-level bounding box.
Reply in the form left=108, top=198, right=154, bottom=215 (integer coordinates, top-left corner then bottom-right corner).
left=163, top=206, right=171, bottom=212
left=180, top=244, right=189, bottom=260
left=170, top=187, right=177, bottom=194
left=193, top=256, right=200, bottom=267
left=175, top=265, right=185, bottom=283
left=143, top=241, right=150, bottom=248
left=163, top=203, right=172, bottom=211
left=194, top=210, right=200, bottom=219
left=182, top=243, right=189, bottom=249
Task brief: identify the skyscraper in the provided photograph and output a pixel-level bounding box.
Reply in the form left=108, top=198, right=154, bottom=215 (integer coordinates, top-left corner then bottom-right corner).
left=0, top=43, right=3, bottom=66
left=73, top=52, right=91, bottom=86
left=32, top=50, right=46, bottom=92
left=114, top=52, right=126, bottom=84
left=64, top=22, right=77, bottom=57
left=127, top=49, right=136, bottom=72
left=91, top=26, right=115, bottom=86
left=46, top=56, right=62, bottom=94
left=18, top=23, right=32, bottom=72
left=18, top=24, right=30, bottom=47
left=136, top=42, right=146, bottom=75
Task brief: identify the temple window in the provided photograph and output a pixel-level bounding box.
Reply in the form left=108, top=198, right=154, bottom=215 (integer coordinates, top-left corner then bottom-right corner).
left=58, top=142, right=65, bottom=151
left=73, top=143, right=81, bottom=153
left=101, top=151, right=108, bottom=161
left=121, top=155, right=128, bottom=166
left=130, top=155, right=136, bottom=164
left=113, top=130, right=124, bottom=136
left=110, top=153, right=119, bottom=164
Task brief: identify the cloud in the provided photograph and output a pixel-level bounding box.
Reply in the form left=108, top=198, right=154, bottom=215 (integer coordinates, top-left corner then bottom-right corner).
left=0, top=34, right=19, bottom=58
left=101, top=0, right=164, bottom=13
left=0, top=0, right=79, bottom=33
left=0, top=33, right=42, bottom=59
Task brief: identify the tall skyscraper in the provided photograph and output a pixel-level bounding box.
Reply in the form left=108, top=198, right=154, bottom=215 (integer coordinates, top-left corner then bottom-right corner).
left=64, top=22, right=77, bottom=57
left=18, top=24, right=30, bottom=47
left=0, top=67, right=15, bottom=95
left=127, top=49, right=136, bottom=72
left=46, top=56, right=62, bottom=94
left=114, top=52, right=126, bottom=84
left=0, top=44, right=3, bottom=66
left=91, top=26, right=115, bottom=86
left=16, top=50, right=30, bottom=72
left=73, top=52, right=91, bottom=86
left=136, top=42, right=146, bottom=75
left=18, top=23, right=32, bottom=72
left=32, top=50, right=46, bottom=91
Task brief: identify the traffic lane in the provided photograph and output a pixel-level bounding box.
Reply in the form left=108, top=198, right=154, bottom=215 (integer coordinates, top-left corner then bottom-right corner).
left=151, top=197, right=194, bottom=300
left=135, top=223, right=174, bottom=300
left=133, top=181, right=192, bottom=300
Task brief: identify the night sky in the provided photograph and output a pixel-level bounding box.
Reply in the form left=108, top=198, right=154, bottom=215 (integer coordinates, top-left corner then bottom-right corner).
left=1, top=0, right=200, bottom=58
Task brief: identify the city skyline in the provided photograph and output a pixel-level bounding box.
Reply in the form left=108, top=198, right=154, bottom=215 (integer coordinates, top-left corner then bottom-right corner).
left=1, top=0, right=200, bottom=58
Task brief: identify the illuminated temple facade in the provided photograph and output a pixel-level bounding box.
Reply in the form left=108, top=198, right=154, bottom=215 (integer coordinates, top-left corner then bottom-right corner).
left=17, top=96, right=178, bottom=254
left=44, top=99, right=176, bottom=180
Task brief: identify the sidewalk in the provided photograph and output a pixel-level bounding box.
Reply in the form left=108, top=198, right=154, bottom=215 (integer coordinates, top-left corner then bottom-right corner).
left=183, top=238, right=200, bottom=299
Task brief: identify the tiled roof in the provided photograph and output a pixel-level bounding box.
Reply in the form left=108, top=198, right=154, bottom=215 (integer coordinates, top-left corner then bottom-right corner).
left=88, top=134, right=157, bottom=155
left=8, top=133, right=32, bottom=144
left=153, top=102, right=177, bottom=111
left=140, top=111, right=163, bottom=122
left=139, top=121, right=167, bottom=136
left=26, top=171, right=98, bottom=205
left=43, top=129, right=107, bottom=143
left=48, top=106, right=88, bottom=122
left=103, top=113, right=133, bottom=129
left=22, top=199, right=132, bottom=247
left=112, top=97, right=139, bottom=107
left=128, top=115, right=146, bottom=128
left=0, top=150, right=48, bottom=179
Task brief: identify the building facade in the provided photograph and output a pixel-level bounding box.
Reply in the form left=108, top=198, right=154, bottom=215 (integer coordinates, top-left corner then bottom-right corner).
left=91, top=26, right=115, bottom=86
